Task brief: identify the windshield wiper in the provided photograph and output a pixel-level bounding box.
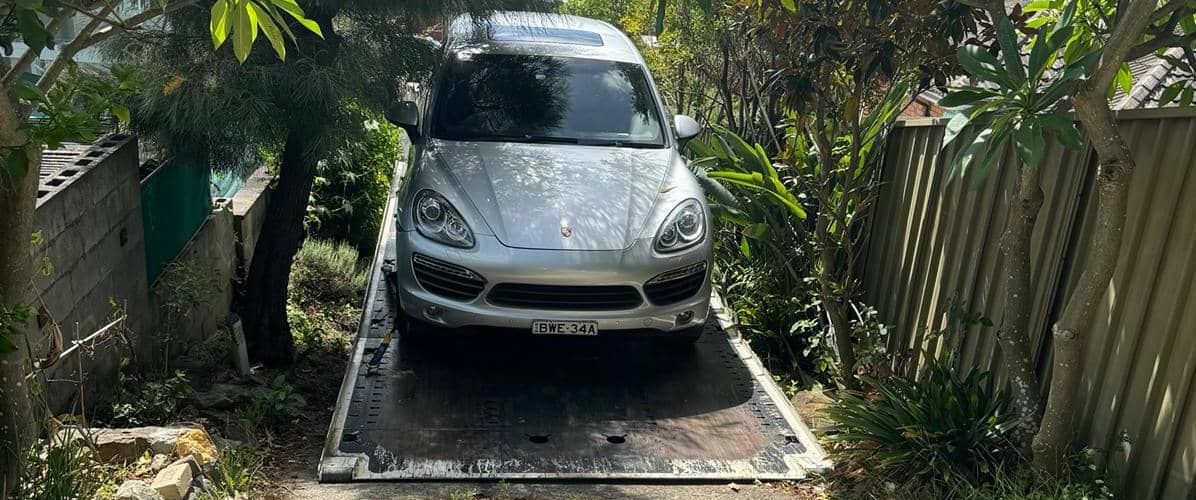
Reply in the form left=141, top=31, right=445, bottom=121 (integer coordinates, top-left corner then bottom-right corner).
left=465, top=134, right=580, bottom=144
left=461, top=135, right=663, bottom=148
left=577, top=139, right=665, bottom=149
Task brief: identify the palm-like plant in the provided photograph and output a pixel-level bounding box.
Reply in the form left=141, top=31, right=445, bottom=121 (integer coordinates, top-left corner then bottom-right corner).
left=937, top=0, right=1093, bottom=446
left=941, top=0, right=1092, bottom=180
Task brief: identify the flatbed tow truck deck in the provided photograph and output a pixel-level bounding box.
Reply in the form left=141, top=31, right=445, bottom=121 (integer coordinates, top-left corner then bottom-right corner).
left=319, top=172, right=829, bottom=482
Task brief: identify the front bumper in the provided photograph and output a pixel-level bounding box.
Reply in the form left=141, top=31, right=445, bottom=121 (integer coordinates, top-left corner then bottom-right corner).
left=395, top=229, right=712, bottom=334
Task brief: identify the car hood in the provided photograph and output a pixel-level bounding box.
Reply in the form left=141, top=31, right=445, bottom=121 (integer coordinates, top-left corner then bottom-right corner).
left=428, top=140, right=673, bottom=251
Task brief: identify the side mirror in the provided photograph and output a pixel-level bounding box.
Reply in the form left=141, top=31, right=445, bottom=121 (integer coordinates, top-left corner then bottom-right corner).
left=386, top=101, right=421, bottom=140
left=674, top=115, right=701, bottom=145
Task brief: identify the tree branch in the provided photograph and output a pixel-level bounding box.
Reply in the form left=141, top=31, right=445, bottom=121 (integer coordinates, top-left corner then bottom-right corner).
left=85, top=0, right=199, bottom=47
left=0, top=9, right=74, bottom=87
left=35, top=0, right=198, bottom=92
left=1087, top=0, right=1159, bottom=95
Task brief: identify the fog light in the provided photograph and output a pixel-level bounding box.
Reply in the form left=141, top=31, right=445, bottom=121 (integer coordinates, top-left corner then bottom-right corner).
left=675, top=311, right=694, bottom=325
left=424, top=305, right=442, bottom=319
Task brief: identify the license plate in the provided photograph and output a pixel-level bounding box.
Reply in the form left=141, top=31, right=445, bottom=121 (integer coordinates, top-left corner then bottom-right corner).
left=531, top=320, right=599, bottom=336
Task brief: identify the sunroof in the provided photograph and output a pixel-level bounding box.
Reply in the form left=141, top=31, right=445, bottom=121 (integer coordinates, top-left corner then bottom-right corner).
left=489, top=26, right=604, bottom=47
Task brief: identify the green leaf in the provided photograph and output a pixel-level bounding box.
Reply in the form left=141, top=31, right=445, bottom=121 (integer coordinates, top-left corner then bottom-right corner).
left=994, top=16, right=1026, bottom=87
left=973, top=130, right=1011, bottom=185
left=232, top=2, right=255, bottom=62
left=939, top=89, right=998, bottom=109
left=210, top=0, right=232, bottom=48
left=1113, top=62, right=1133, bottom=95
left=1157, top=84, right=1186, bottom=105
left=249, top=2, right=286, bottom=59
left=1027, top=29, right=1051, bottom=84
left=11, top=81, right=44, bottom=102
left=110, top=104, right=131, bottom=123
left=947, top=128, right=991, bottom=181
left=1014, top=118, right=1045, bottom=167
left=745, top=223, right=770, bottom=240
left=943, top=112, right=972, bottom=146
left=270, top=0, right=324, bottom=38
left=957, top=46, right=1016, bottom=90
left=780, top=0, right=796, bottom=11
left=1040, top=114, right=1082, bottom=150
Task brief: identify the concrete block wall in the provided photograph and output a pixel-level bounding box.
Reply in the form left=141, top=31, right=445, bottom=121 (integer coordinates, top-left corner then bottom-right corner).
left=31, top=135, right=273, bottom=413
left=148, top=207, right=238, bottom=361
left=33, top=135, right=152, bottom=410
left=228, top=166, right=272, bottom=274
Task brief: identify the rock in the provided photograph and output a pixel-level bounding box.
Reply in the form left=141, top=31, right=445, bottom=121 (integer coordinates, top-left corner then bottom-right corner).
left=57, top=427, right=190, bottom=461
left=168, top=455, right=203, bottom=480
left=150, top=453, right=172, bottom=472
left=151, top=461, right=194, bottom=500
left=191, top=383, right=259, bottom=410
left=790, top=389, right=836, bottom=432
left=115, top=480, right=163, bottom=500
left=175, top=428, right=220, bottom=465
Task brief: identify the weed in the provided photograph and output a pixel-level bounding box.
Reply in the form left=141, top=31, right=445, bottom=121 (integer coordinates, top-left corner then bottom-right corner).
left=198, top=446, right=263, bottom=499
left=109, top=370, right=193, bottom=426
left=236, top=375, right=306, bottom=429
left=17, top=427, right=104, bottom=500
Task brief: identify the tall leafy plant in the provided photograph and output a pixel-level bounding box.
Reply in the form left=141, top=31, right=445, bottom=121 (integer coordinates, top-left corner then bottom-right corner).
left=694, top=82, right=911, bottom=387
left=939, top=0, right=1091, bottom=446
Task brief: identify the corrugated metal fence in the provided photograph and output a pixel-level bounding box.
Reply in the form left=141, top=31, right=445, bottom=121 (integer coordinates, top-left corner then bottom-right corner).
left=862, top=107, right=1196, bottom=499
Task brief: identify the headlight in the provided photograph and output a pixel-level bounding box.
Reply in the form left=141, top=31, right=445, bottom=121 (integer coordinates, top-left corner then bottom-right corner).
left=414, top=190, right=475, bottom=248
left=655, top=199, right=705, bottom=252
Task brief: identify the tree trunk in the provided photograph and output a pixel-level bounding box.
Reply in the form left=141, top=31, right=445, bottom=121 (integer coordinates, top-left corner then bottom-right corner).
left=998, top=164, right=1044, bottom=446
left=237, top=127, right=319, bottom=367
left=1033, top=90, right=1134, bottom=474
left=0, top=95, right=37, bottom=495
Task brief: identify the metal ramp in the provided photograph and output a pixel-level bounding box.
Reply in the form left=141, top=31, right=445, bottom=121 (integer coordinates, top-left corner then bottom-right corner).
left=319, top=177, right=829, bottom=482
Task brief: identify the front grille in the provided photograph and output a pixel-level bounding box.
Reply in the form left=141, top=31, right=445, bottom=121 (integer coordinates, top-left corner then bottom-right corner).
left=488, top=284, right=643, bottom=311
left=412, top=254, right=485, bottom=301
left=644, top=262, right=707, bottom=305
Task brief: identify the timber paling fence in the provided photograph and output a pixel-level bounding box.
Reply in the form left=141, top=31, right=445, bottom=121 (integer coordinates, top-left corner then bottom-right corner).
left=862, top=107, right=1196, bottom=499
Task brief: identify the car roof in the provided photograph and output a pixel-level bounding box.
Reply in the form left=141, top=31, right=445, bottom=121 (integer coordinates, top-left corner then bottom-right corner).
left=446, top=12, right=645, bottom=64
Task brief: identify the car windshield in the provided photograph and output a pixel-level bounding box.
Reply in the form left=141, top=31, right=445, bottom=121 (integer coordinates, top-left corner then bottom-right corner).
left=431, top=53, right=667, bottom=148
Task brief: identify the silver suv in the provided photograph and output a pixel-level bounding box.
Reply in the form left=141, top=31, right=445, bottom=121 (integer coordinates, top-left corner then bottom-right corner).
left=387, top=12, right=711, bottom=342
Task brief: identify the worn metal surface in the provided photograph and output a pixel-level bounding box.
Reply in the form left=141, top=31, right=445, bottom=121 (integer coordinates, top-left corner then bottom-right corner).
left=320, top=166, right=828, bottom=482
left=863, top=107, right=1196, bottom=499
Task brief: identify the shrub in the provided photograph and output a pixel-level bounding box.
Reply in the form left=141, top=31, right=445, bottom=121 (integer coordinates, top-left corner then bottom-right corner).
left=236, top=375, right=306, bottom=429
left=290, top=239, right=367, bottom=307
left=109, top=370, right=193, bottom=427
left=824, top=359, right=1019, bottom=485
left=307, top=112, right=399, bottom=257
left=199, top=446, right=263, bottom=499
